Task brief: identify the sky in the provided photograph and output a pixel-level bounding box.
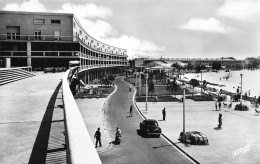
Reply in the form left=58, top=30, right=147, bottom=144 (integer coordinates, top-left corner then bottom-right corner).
left=1, top=0, right=260, bottom=59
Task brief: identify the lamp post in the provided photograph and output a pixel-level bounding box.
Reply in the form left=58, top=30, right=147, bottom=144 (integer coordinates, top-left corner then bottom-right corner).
left=139, top=65, right=143, bottom=97
left=145, top=68, right=150, bottom=111
left=240, top=73, right=243, bottom=107
left=201, top=71, right=202, bottom=95
left=181, top=83, right=186, bottom=142
left=129, top=69, right=132, bottom=85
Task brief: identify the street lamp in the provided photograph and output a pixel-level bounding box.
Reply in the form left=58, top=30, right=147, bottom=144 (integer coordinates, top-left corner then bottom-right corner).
left=240, top=73, right=243, bottom=107
left=129, top=69, right=132, bottom=85
left=145, top=68, right=150, bottom=111
left=180, top=82, right=187, bottom=142
left=201, top=71, right=202, bottom=95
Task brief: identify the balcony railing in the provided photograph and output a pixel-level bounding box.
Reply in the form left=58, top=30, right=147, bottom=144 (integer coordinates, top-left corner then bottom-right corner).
left=0, top=34, right=77, bottom=42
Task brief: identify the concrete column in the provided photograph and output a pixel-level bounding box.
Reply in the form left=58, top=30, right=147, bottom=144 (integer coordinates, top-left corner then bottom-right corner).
left=87, top=72, right=90, bottom=84
left=27, top=42, right=32, bottom=67
left=5, top=58, right=11, bottom=68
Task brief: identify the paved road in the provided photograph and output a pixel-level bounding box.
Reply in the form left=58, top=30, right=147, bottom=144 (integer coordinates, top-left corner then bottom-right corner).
left=100, top=77, right=193, bottom=164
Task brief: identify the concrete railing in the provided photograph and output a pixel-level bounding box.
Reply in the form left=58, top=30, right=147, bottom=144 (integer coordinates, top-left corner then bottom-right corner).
left=62, top=68, right=102, bottom=164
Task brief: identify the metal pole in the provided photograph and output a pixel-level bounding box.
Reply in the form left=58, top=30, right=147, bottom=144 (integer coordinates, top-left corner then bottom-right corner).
left=139, top=70, right=141, bottom=96
left=201, top=71, right=202, bottom=95
left=182, top=88, right=186, bottom=142
left=240, top=74, right=243, bottom=107
left=146, top=75, right=148, bottom=111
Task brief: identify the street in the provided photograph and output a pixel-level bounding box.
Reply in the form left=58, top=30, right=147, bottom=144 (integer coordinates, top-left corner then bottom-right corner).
left=99, top=77, right=193, bottom=164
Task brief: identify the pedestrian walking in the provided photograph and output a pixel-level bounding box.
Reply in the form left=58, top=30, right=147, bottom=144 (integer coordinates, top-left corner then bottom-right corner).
left=215, top=101, right=218, bottom=110
left=218, top=101, right=221, bottom=110
left=218, top=114, right=222, bottom=130
left=248, top=90, right=251, bottom=96
left=162, top=108, right=166, bottom=121
left=129, top=105, right=133, bottom=116
left=154, top=95, right=158, bottom=103
left=244, top=92, right=247, bottom=101
left=94, top=127, right=102, bottom=148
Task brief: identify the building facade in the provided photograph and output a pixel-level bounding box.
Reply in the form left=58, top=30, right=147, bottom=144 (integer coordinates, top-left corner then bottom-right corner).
left=0, top=11, right=128, bottom=82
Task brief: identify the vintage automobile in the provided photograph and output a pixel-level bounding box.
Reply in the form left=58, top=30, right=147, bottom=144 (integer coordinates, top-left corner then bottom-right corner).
left=139, top=119, right=161, bottom=137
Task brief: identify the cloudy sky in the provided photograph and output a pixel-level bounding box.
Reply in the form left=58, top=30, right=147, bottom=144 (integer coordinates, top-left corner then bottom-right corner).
left=1, top=0, right=260, bottom=59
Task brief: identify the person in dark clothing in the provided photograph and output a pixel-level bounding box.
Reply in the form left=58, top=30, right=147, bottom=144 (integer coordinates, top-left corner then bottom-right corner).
left=218, top=101, right=221, bottom=110
left=218, top=114, right=222, bottom=130
left=94, top=127, right=102, bottom=148
left=129, top=105, right=133, bottom=116
left=162, top=108, right=166, bottom=121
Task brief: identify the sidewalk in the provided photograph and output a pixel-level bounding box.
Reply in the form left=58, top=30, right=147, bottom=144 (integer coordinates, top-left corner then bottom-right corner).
left=136, top=96, right=260, bottom=164
left=76, top=85, right=115, bottom=153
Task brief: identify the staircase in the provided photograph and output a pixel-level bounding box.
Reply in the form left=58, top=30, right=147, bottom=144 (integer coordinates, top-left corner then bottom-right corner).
left=0, top=68, right=35, bottom=86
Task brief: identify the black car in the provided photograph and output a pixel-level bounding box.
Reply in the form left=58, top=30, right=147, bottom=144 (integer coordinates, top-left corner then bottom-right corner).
left=139, top=119, right=161, bottom=137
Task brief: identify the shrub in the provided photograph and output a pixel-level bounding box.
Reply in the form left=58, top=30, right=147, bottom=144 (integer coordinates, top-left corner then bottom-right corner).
left=234, top=104, right=249, bottom=111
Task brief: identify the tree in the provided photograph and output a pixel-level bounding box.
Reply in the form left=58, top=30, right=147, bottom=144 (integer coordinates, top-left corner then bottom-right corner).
left=148, top=81, right=155, bottom=97
left=171, top=62, right=182, bottom=70
left=212, top=61, right=222, bottom=71
left=185, top=62, right=194, bottom=70
left=189, top=79, right=200, bottom=98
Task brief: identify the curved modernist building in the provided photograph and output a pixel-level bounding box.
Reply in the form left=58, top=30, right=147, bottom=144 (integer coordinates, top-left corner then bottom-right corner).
left=0, top=11, right=128, bottom=83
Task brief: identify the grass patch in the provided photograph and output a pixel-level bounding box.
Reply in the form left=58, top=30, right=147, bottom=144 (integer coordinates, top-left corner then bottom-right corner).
left=186, top=95, right=215, bottom=101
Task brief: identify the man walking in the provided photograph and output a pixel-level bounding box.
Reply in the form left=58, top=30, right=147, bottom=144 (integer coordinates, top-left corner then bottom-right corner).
left=218, top=101, right=221, bottom=111
left=215, top=101, right=218, bottom=111
left=218, top=114, right=222, bottom=130
left=162, top=108, right=166, bottom=121
left=94, top=127, right=102, bottom=148
left=129, top=105, right=133, bottom=117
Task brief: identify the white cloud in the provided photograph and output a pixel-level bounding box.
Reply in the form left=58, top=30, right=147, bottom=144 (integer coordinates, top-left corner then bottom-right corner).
left=180, top=17, right=236, bottom=33
left=79, top=18, right=118, bottom=38
left=52, top=3, right=116, bottom=38
left=3, top=0, right=46, bottom=12
left=100, top=35, right=164, bottom=59
left=56, top=3, right=113, bottom=19
left=217, top=0, right=260, bottom=21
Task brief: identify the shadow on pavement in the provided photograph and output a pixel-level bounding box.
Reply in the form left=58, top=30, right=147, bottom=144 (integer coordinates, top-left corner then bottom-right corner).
left=152, top=145, right=173, bottom=149
left=28, top=82, right=64, bottom=164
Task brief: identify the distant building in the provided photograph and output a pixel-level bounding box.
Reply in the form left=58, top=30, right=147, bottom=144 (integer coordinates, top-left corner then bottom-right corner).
left=131, top=57, right=242, bottom=70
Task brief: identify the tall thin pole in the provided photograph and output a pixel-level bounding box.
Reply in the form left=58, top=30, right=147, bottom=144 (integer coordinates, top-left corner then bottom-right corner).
left=139, top=70, right=141, bottom=96
left=146, top=74, right=148, bottom=111
left=201, top=71, right=202, bottom=95
left=183, top=88, right=186, bottom=142
left=240, top=74, right=243, bottom=107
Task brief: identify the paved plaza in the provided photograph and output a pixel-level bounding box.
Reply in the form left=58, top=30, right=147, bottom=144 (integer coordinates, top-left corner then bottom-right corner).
left=136, top=96, right=260, bottom=164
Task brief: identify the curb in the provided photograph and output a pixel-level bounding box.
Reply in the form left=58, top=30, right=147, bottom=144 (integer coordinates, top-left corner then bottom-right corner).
left=98, top=81, right=118, bottom=154
left=124, top=78, right=200, bottom=164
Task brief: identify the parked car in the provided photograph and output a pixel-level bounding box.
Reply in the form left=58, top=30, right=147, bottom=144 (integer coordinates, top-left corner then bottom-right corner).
left=139, top=119, right=161, bottom=137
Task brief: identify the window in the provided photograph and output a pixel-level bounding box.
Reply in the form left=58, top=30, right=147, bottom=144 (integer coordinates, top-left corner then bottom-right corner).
left=34, top=19, right=45, bottom=25
left=51, top=19, right=61, bottom=24
left=85, top=36, right=88, bottom=40
left=6, top=26, right=20, bottom=40
left=91, top=40, right=93, bottom=43
left=79, top=30, right=82, bottom=35
left=54, top=30, right=61, bottom=41
left=73, top=21, right=76, bottom=27
left=34, top=30, right=42, bottom=40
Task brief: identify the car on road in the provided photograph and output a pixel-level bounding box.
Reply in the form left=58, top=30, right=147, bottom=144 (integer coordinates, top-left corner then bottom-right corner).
left=139, top=119, right=161, bottom=137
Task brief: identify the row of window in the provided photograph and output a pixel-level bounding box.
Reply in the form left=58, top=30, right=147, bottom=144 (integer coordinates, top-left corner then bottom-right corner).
left=6, top=30, right=61, bottom=41
left=33, top=19, right=61, bottom=25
